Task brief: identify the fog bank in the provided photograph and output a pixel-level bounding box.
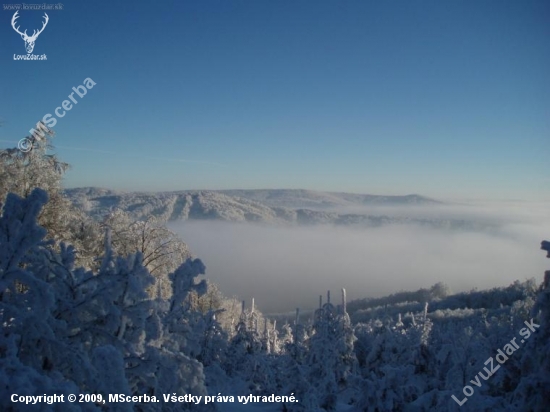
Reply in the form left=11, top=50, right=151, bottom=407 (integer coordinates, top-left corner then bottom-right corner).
left=170, top=203, right=549, bottom=313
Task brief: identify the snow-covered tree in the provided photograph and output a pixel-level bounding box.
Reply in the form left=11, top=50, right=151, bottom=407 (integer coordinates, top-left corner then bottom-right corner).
left=102, top=210, right=191, bottom=299
left=0, top=124, right=103, bottom=269
left=0, top=188, right=212, bottom=411
left=510, top=240, right=550, bottom=411
left=0, top=189, right=103, bottom=411
left=305, top=290, right=357, bottom=411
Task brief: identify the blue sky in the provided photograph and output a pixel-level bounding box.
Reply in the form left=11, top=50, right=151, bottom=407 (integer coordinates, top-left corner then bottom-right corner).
left=0, top=0, right=548, bottom=200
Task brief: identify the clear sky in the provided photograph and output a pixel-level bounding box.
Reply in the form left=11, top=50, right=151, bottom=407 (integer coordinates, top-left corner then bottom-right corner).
left=0, top=0, right=548, bottom=200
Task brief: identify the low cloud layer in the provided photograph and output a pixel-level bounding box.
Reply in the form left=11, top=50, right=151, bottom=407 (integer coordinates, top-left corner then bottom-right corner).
left=170, top=202, right=549, bottom=313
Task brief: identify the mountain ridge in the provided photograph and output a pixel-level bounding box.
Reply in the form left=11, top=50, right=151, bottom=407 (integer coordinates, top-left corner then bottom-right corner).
left=64, top=187, right=498, bottom=231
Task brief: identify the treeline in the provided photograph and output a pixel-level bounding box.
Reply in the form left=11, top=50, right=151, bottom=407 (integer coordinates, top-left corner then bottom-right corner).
left=347, top=282, right=451, bottom=314
left=348, top=280, right=539, bottom=325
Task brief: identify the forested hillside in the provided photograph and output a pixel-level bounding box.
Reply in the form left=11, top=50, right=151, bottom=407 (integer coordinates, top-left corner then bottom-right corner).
left=64, top=187, right=497, bottom=232
left=1, top=129, right=549, bottom=411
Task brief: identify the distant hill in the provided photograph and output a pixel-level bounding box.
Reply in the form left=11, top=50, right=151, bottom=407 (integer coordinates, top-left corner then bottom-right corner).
left=65, top=188, right=281, bottom=223
left=217, top=189, right=440, bottom=209
left=64, top=187, right=493, bottom=231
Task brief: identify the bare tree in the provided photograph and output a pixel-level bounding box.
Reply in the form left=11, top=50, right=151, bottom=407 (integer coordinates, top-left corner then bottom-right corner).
left=102, top=210, right=192, bottom=299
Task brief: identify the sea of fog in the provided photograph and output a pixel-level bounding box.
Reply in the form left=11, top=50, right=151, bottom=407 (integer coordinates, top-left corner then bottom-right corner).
left=170, top=202, right=550, bottom=313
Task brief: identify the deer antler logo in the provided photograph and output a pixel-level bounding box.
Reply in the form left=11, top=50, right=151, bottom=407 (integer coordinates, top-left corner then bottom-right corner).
left=11, top=11, right=49, bottom=54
